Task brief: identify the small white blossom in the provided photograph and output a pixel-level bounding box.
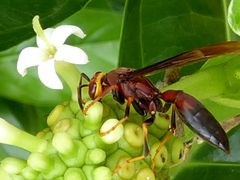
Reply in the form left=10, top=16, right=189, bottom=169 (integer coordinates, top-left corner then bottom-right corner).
left=17, top=17, right=88, bottom=89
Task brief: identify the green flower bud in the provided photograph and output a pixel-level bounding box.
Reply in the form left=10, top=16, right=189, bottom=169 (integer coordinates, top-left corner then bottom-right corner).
left=21, top=166, right=39, bottom=180
left=79, top=120, right=94, bottom=137
left=47, top=103, right=74, bottom=127
left=134, top=159, right=149, bottom=171
left=27, top=153, right=66, bottom=179
left=82, top=133, right=118, bottom=155
left=10, top=174, right=25, bottom=180
left=150, top=142, right=168, bottom=169
left=52, top=132, right=87, bottom=167
left=117, top=137, right=142, bottom=156
left=53, top=118, right=80, bottom=139
left=0, top=168, right=11, bottom=180
left=85, top=148, right=106, bottom=165
left=154, top=112, right=170, bottom=130
left=136, top=168, right=155, bottom=180
left=101, top=102, right=112, bottom=119
left=94, top=134, right=118, bottom=154
left=52, top=132, right=74, bottom=154
left=100, top=119, right=124, bottom=144
left=83, top=101, right=103, bottom=130
left=117, top=157, right=135, bottom=179
left=36, top=128, right=53, bottom=140
left=54, top=177, right=64, bottom=180
left=148, top=123, right=167, bottom=138
left=93, top=166, right=112, bottom=180
left=82, top=133, right=98, bottom=149
left=58, top=140, right=87, bottom=167
left=27, top=153, right=52, bottom=172
left=64, top=168, right=86, bottom=180
left=106, top=150, right=130, bottom=170
left=169, top=138, right=184, bottom=164
left=124, top=123, right=143, bottom=147
left=82, top=165, right=95, bottom=180
left=148, top=134, right=160, bottom=147
left=47, top=104, right=65, bottom=126
left=1, top=157, right=26, bottom=174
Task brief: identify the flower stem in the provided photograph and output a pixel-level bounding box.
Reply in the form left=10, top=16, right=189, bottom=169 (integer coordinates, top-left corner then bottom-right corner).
left=0, top=118, right=48, bottom=152
left=55, top=61, right=81, bottom=101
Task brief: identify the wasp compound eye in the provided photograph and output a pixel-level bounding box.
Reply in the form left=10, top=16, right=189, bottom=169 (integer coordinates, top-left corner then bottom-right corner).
left=89, top=82, right=97, bottom=99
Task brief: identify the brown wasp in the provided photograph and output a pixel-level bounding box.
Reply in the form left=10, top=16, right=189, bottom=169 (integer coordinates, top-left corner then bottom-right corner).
left=78, top=41, right=240, bottom=172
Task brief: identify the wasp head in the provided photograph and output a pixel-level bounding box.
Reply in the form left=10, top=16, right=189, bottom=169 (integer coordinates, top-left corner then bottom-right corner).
left=88, top=72, right=105, bottom=99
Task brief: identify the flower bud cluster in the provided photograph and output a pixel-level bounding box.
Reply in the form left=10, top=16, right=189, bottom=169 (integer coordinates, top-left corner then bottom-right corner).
left=0, top=100, right=186, bottom=179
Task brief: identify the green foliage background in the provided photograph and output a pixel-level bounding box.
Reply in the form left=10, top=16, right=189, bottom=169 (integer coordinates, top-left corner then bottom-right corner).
left=0, top=0, right=240, bottom=179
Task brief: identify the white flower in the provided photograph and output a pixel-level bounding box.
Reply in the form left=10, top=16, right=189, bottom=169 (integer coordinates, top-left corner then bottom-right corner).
left=17, top=18, right=88, bottom=89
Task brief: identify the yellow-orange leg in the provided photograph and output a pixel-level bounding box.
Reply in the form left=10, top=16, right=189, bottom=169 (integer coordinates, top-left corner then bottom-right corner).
left=151, top=129, right=173, bottom=170
left=113, top=116, right=155, bottom=174
left=83, top=85, right=118, bottom=114
left=113, top=155, right=145, bottom=174
left=151, top=105, right=176, bottom=171
left=100, top=97, right=134, bottom=136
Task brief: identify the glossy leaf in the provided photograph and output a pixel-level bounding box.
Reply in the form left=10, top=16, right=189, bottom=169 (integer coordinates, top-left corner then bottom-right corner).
left=119, top=0, right=229, bottom=69
left=0, top=0, right=89, bottom=51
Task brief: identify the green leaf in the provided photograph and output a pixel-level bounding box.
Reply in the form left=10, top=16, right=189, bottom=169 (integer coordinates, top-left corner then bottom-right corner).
left=64, top=8, right=122, bottom=75
left=228, top=0, right=240, bottom=36
left=0, top=0, right=89, bottom=51
left=119, top=0, right=229, bottom=69
left=0, top=98, right=50, bottom=135
left=172, top=125, right=240, bottom=180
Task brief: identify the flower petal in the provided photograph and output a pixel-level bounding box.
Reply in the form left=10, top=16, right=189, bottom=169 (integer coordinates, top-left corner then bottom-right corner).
left=36, top=28, right=54, bottom=49
left=54, top=44, right=88, bottom=64
left=17, top=47, right=46, bottom=76
left=50, top=25, right=86, bottom=46
left=38, top=59, right=63, bottom=89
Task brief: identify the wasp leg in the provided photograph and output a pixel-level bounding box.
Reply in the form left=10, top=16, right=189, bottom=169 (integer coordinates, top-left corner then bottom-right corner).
left=151, top=105, right=176, bottom=170
left=100, top=97, right=134, bottom=136
left=113, top=115, right=155, bottom=174
left=161, top=102, right=171, bottom=113
left=83, top=84, right=118, bottom=114
left=78, top=73, right=91, bottom=110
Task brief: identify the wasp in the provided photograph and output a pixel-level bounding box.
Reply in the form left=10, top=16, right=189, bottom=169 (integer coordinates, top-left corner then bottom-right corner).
left=78, top=41, right=240, bottom=172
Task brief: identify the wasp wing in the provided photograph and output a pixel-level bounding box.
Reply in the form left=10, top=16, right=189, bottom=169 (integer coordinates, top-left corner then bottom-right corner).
left=129, top=41, right=240, bottom=79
